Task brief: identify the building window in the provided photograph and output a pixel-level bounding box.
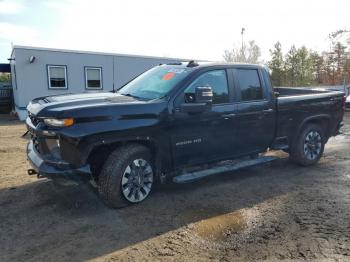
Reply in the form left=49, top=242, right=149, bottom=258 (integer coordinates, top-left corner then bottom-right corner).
left=85, top=67, right=102, bottom=89
left=47, top=65, right=67, bottom=89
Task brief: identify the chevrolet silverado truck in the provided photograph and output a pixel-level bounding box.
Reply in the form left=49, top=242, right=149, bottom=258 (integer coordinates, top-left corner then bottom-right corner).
left=26, top=62, right=345, bottom=208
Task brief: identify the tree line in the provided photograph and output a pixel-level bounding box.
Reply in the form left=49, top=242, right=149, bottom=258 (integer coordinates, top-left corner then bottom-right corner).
left=223, top=30, right=350, bottom=87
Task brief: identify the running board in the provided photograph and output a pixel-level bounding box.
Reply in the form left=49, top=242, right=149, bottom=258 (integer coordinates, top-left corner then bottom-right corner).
left=172, top=156, right=278, bottom=184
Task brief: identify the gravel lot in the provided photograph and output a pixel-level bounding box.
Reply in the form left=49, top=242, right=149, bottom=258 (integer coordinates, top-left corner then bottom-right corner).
left=0, top=113, right=349, bottom=261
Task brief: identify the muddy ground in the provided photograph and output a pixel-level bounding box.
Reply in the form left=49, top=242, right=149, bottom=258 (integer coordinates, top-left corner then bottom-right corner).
left=0, top=113, right=349, bottom=261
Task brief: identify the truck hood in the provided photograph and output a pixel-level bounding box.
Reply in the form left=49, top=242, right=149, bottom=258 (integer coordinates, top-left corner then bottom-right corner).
left=41, top=92, right=116, bottom=103
left=27, top=92, right=165, bottom=119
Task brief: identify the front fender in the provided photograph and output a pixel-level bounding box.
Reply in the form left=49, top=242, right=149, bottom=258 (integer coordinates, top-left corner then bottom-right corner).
left=77, top=133, right=172, bottom=175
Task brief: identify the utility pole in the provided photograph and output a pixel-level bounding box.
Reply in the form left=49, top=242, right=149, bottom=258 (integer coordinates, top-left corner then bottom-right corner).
left=241, top=28, right=245, bottom=52
left=240, top=27, right=246, bottom=61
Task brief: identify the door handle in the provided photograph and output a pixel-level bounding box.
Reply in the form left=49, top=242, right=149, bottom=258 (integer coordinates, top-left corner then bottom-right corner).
left=222, top=113, right=236, bottom=119
left=262, top=108, right=273, bottom=113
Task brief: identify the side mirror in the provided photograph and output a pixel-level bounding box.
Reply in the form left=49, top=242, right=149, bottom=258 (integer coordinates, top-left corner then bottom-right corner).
left=195, top=86, right=213, bottom=104
left=181, top=86, right=213, bottom=113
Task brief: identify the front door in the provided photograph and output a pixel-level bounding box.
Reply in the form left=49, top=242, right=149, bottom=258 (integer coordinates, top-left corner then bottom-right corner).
left=171, top=69, right=237, bottom=167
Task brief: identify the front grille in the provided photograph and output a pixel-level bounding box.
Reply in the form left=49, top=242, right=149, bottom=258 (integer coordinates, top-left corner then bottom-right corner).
left=33, top=136, right=41, bottom=154
left=28, top=113, right=40, bottom=126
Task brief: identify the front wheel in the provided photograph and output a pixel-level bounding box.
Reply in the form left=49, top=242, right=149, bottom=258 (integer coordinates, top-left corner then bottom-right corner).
left=98, top=144, right=154, bottom=208
left=290, top=124, right=325, bottom=166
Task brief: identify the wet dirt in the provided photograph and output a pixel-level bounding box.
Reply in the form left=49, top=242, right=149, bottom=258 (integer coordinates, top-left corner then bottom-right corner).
left=0, top=113, right=350, bottom=261
left=194, top=211, right=245, bottom=241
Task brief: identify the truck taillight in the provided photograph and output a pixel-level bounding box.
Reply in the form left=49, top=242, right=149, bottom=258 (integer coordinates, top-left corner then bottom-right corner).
left=341, top=96, right=346, bottom=108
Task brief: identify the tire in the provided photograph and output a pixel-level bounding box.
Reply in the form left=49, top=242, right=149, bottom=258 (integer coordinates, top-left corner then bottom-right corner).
left=98, top=144, right=154, bottom=208
left=290, top=124, right=325, bottom=166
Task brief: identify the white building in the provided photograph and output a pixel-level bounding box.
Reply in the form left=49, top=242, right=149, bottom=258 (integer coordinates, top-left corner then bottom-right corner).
left=9, top=46, right=186, bottom=120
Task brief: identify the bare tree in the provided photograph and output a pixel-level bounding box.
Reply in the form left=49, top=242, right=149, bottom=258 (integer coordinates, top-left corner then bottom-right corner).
left=223, top=40, right=261, bottom=63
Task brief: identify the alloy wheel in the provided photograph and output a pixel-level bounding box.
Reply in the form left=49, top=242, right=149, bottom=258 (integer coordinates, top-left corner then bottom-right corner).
left=121, top=158, right=153, bottom=203
left=303, top=131, right=322, bottom=160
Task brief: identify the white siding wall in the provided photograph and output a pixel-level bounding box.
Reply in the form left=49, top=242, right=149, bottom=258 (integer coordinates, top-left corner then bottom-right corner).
left=11, top=47, right=182, bottom=120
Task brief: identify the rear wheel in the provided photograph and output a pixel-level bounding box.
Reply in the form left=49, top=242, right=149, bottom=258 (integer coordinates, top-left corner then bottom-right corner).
left=290, top=124, right=325, bottom=166
left=98, top=144, right=154, bottom=208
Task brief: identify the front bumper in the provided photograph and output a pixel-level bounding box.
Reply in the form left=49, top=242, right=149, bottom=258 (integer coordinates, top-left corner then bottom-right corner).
left=27, top=140, right=91, bottom=181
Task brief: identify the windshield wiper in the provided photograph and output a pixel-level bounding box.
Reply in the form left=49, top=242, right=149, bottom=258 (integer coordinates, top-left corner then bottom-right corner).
left=120, top=93, right=142, bottom=99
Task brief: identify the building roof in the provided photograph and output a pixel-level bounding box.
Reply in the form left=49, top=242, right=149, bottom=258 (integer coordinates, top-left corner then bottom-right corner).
left=12, top=45, right=193, bottom=61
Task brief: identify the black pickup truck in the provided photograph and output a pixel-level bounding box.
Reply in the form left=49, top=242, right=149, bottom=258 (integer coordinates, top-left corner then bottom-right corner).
left=26, top=62, right=345, bottom=208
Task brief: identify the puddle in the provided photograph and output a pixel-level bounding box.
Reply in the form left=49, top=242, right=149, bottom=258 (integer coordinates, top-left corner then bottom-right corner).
left=194, top=211, right=246, bottom=241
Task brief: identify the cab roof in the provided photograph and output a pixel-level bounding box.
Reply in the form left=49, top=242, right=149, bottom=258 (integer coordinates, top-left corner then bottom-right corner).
left=164, top=61, right=267, bottom=71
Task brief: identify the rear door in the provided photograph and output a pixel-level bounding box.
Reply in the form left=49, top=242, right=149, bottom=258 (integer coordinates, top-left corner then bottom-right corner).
left=232, top=68, right=276, bottom=154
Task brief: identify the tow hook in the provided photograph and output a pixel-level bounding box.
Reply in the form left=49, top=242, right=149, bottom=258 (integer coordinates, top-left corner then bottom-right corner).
left=27, top=169, right=37, bottom=176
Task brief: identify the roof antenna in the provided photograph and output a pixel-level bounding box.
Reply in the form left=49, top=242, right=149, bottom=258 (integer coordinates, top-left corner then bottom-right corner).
left=187, top=60, right=198, bottom=67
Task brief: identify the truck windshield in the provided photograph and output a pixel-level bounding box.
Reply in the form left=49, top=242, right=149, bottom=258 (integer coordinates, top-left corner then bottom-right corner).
left=118, top=65, right=192, bottom=100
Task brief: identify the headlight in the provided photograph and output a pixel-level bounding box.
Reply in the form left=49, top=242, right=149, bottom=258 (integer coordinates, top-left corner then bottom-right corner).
left=43, top=118, right=74, bottom=127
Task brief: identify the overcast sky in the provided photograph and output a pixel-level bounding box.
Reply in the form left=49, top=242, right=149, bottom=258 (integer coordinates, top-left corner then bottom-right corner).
left=0, top=0, right=349, bottom=63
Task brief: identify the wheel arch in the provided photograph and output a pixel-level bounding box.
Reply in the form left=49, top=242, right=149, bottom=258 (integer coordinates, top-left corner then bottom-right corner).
left=295, top=115, right=331, bottom=143
left=86, top=137, right=162, bottom=180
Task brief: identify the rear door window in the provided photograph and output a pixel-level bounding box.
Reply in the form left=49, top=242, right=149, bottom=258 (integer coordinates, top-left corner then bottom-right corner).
left=235, top=69, right=263, bottom=101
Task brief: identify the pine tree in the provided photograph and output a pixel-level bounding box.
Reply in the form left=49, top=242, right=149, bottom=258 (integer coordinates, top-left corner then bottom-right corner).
left=296, top=46, right=313, bottom=86
left=268, top=42, right=284, bottom=86
left=285, top=46, right=298, bottom=86
left=310, top=51, right=324, bottom=84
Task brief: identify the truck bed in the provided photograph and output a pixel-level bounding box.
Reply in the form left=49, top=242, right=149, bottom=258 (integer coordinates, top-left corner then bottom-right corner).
left=274, top=87, right=344, bottom=146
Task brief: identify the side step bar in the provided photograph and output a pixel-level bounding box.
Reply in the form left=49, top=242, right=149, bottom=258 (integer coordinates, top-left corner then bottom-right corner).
left=173, top=156, right=278, bottom=184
